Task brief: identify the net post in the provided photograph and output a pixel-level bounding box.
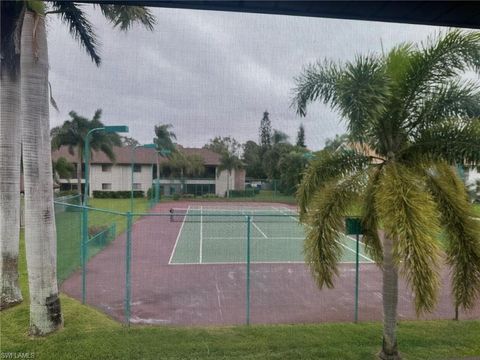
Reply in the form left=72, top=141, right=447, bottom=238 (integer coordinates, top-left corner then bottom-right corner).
left=354, top=233, right=360, bottom=323
left=81, top=204, right=88, bottom=304
left=125, top=211, right=133, bottom=326
left=246, top=215, right=251, bottom=325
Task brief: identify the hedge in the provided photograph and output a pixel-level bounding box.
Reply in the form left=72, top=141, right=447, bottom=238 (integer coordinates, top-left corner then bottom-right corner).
left=92, top=190, right=144, bottom=199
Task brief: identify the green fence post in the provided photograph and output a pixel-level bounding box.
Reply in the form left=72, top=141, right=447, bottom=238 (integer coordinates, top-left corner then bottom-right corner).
left=155, top=179, right=160, bottom=203
left=246, top=215, right=251, bottom=325
left=81, top=205, right=88, bottom=304
left=125, top=212, right=132, bottom=325
left=355, top=233, right=360, bottom=323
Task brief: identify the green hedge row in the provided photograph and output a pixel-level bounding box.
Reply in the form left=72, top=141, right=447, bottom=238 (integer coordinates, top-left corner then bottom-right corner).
left=229, top=189, right=258, bottom=198
left=92, top=190, right=144, bottom=199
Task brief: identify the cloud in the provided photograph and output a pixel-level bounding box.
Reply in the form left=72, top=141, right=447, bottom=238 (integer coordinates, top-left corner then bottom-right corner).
left=47, top=6, right=445, bottom=150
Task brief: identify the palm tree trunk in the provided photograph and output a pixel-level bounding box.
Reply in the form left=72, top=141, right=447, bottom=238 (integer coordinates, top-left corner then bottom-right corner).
left=20, top=11, right=63, bottom=335
left=227, top=171, right=230, bottom=198
left=0, top=65, right=23, bottom=310
left=379, top=233, right=400, bottom=360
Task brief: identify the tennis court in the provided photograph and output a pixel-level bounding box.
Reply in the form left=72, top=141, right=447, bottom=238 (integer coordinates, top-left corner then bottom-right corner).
left=169, top=205, right=374, bottom=265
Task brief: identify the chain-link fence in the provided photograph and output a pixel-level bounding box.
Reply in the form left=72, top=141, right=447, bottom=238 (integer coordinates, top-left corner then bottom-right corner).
left=54, top=200, right=478, bottom=326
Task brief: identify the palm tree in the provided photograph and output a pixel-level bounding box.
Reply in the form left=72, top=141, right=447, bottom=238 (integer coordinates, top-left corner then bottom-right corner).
left=292, top=30, right=480, bottom=359
left=218, top=152, right=243, bottom=198
left=51, top=109, right=122, bottom=195
left=7, top=2, right=155, bottom=335
left=52, top=157, right=75, bottom=189
left=154, top=124, right=177, bottom=181
left=164, top=151, right=204, bottom=193
left=0, top=1, right=25, bottom=310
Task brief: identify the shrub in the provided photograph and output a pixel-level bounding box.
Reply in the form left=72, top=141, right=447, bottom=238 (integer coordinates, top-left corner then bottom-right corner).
left=229, top=189, right=256, bottom=198
left=92, top=190, right=144, bottom=199
left=172, top=193, right=180, bottom=200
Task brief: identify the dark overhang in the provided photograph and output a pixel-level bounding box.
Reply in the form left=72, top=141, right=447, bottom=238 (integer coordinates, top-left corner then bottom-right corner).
left=79, top=1, right=480, bottom=29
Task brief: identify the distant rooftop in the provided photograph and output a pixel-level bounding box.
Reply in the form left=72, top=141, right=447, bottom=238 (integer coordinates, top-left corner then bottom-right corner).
left=51, top=145, right=221, bottom=166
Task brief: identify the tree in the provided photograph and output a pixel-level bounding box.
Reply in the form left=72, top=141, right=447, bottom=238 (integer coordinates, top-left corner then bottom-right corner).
left=324, top=133, right=350, bottom=152
left=163, top=151, right=204, bottom=193
left=292, top=30, right=480, bottom=359
left=296, top=124, right=306, bottom=147
left=154, top=124, right=177, bottom=181
left=2, top=2, right=154, bottom=335
left=51, top=109, right=122, bottom=195
left=277, top=148, right=309, bottom=194
left=52, top=157, right=74, bottom=189
left=204, top=136, right=241, bottom=156
left=0, top=1, right=24, bottom=310
left=218, top=152, right=243, bottom=198
left=242, top=140, right=265, bottom=179
left=262, top=142, right=294, bottom=180
left=120, top=136, right=139, bottom=147
left=271, top=129, right=290, bottom=145
left=259, top=110, right=272, bottom=150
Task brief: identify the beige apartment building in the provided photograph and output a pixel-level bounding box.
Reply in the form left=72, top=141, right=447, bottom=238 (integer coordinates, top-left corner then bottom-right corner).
left=51, top=145, right=245, bottom=197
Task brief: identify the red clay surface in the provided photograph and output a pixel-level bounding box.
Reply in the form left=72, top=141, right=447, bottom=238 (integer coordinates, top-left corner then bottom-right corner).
left=61, top=201, right=480, bottom=325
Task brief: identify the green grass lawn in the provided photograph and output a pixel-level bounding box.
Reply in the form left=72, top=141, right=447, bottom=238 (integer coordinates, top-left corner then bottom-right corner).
left=1, top=227, right=479, bottom=359
left=56, top=198, right=150, bottom=283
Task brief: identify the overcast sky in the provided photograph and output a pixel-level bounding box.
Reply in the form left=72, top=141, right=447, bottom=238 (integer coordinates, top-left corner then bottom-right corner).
left=47, top=6, right=447, bottom=150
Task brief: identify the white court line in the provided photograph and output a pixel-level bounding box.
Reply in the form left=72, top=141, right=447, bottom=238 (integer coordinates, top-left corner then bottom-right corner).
left=169, top=260, right=373, bottom=265
left=199, top=205, right=203, bottom=263
left=272, top=206, right=299, bottom=222
left=336, top=235, right=374, bottom=263
left=168, top=205, right=190, bottom=265
left=252, top=222, right=268, bottom=238
left=205, top=237, right=305, bottom=240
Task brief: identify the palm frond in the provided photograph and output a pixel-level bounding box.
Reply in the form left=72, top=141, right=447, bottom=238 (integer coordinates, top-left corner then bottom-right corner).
left=401, top=30, right=480, bottom=117
left=426, top=162, right=480, bottom=310
left=361, top=166, right=384, bottom=264
left=51, top=2, right=101, bottom=65
left=292, top=56, right=389, bottom=143
left=98, top=4, right=156, bottom=31
left=99, top=143, right=116, bottom=162
left=401, top=118, right=480, bottom=166
left=405, top=79, right=480, bottom=132
left=375, top=163, right=441, bottom=314
left=336, top=55, right=390, bottom=142
left=296, top=149, right=370, bottom=220
left=304, top=173, right=365, bottom=289
left=291, top=60, right=340, bottom=117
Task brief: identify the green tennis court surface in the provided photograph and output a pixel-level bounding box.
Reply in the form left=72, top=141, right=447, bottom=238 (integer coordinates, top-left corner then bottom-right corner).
left=169, top=206, right=374, bottom=264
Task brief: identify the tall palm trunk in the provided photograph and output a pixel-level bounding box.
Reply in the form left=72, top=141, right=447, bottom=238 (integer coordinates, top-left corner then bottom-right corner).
left=21, top=11, right=62, bottom=335
left=380, top=233, right=400, bottom=360
left=0, top=65, right=23, bottom=310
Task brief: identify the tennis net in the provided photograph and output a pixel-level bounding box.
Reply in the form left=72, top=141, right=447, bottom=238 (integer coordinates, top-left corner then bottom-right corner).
left=168, top=207, right=300, bottom=223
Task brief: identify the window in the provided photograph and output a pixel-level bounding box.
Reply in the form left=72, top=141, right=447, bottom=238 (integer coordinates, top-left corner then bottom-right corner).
left=102, top=164, right=112, bottom=172
left=133, top=183, right=142, bottom=190
left=133, top=164, right=142, bottom=173
left=102, top=183, right=112, bottom=190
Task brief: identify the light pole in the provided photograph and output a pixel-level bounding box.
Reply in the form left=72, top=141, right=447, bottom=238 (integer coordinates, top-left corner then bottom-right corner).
left=81, top=124, right=128, bottom=304
left=83, top=125, right=129, bottom=205
left=131, top=143, right=156, bottom=212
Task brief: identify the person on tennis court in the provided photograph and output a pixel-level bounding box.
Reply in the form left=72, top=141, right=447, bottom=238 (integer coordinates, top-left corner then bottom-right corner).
left=169, top=208, right=174, bottom=222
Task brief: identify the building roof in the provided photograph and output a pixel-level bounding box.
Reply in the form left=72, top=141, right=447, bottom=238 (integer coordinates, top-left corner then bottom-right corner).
left=51, top=145, right=221, bottom=166
left=76, top=1, right=480, bottom=29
